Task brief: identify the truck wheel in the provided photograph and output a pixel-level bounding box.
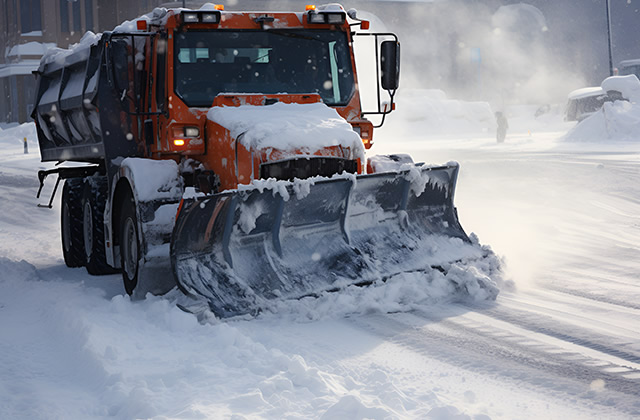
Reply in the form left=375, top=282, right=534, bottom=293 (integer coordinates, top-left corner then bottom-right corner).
left=119, top=192, right=140, bottom=295
left=82, top=178, right=118, bottom=275
left=61, top=178, right=85, bottom=268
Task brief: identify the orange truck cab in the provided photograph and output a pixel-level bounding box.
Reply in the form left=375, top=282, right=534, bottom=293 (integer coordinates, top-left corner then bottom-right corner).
left=132, top=4, right=397, bottom=191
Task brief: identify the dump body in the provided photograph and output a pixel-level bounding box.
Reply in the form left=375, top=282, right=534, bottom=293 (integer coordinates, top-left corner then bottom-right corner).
left=34, top=34, right=140, bottom=180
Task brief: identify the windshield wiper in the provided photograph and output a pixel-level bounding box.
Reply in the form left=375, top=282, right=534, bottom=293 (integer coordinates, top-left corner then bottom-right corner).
left=266, top=30, right=324, bottom=43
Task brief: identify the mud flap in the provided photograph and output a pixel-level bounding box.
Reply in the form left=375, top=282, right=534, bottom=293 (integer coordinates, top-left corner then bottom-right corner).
left=171, top=163, right=493, bottom=317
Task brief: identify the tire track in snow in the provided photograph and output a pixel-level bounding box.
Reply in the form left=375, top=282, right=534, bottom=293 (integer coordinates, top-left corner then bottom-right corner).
left=350, top=309, right=640, bottom=416
left=0, top=171, right=40, bottom=188
left=460, top=303, right=640, bottom=366
left=543, top=284, right=640, bottom=311
left=415, top=307, right=640, bottom=382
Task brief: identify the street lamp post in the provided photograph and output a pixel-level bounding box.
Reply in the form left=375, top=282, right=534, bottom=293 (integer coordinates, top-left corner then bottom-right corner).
left=606, top=0, right=614, bottom=76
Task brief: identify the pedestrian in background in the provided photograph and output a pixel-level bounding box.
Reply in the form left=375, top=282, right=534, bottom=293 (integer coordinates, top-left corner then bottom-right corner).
left=496, top=111, right=508, bottom=143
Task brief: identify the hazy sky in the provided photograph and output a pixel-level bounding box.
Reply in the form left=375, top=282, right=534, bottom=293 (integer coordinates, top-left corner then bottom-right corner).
left=229, top=0, right=639, bottom=104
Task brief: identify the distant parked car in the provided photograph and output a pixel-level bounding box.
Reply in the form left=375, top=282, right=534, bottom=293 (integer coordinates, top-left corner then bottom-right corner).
left=617, top=59, right=640, bottom=80
left=564, top=87, right=609, bottom=122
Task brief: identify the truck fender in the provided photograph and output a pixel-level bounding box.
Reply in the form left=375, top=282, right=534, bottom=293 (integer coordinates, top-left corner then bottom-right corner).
left=105, top=158, right=184, bottom=270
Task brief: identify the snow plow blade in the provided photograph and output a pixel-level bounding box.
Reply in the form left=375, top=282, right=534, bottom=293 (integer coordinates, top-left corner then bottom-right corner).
left=171, top=163, right=495, bottom=317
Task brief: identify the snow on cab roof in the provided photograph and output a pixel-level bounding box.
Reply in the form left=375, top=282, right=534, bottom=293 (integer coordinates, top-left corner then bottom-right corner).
left=113, top=2, right=343, bottom=32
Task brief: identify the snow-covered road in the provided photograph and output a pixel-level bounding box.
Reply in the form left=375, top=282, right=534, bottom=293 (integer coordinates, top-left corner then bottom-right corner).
left=1, top=105, right=640, bottom=419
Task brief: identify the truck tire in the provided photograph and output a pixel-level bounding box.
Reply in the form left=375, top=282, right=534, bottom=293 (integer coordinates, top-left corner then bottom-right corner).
left=119, top=191, right=140, bottom=295
left=61, top=178, right=85, bottom=268
left=82, top=177, right=118, bottom=275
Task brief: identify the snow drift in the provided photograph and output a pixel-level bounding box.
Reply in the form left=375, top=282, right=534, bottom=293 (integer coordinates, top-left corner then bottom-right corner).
left=564, top=75, right=640, bottom=143
left=388, top=89, right=497, bottom=136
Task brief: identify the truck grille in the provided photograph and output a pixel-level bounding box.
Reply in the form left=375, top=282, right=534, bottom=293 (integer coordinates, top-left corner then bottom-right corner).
left=260, top=157, right=357, bottom=181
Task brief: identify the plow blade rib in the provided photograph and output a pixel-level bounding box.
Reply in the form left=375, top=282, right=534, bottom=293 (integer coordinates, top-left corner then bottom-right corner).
left=171, top=164, right=487, bottom=317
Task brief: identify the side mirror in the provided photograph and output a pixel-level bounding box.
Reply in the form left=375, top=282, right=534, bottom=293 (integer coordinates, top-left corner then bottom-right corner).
left=380, top=40, right=400, bottom=91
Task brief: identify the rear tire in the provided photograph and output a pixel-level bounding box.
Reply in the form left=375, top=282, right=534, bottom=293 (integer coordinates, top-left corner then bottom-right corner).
left=61, top=178, right=85, bottom=268
left=82, top=177, right=118, bottom=275
left=119, top=192, right=140, bottom=295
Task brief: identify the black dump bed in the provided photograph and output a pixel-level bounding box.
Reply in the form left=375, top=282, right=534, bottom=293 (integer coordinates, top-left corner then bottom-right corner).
left=33, top=33, right=140, bottom=165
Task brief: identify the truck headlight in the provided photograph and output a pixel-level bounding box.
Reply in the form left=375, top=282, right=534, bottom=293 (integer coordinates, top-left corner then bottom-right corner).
left=184, top=127, right=200, bottom=137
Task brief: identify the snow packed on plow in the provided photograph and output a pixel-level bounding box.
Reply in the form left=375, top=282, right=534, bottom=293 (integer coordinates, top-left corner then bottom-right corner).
left=171, top=163, right=502, bottom=318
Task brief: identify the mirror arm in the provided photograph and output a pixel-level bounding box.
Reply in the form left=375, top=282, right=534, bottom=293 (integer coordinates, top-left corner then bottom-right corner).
left=355, top=32, right=400, bottom=128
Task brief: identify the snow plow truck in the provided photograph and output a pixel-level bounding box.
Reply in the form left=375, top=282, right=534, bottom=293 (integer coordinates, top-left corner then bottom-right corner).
left=33, top=4, right=499, bottom=317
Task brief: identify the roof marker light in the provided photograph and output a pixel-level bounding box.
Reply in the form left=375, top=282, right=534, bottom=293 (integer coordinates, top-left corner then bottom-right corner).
left=182, top=12, right=199, bottom=23
left=201, top=12, right=220, bottom=23
left=215, top=4, right=224, bottom=11
left=181, top=10, right=221, bottom=24
left=308, top=12, right=326, bottom=24
left=306, top=5, right=316, bottom=11
left=307, top=10, right=345, bottom=25
left=326, top=13, right=345, bottom=24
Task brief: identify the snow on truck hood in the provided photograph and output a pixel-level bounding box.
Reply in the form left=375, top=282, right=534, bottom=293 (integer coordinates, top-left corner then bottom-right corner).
left=207, top=102, right=365, bottom=159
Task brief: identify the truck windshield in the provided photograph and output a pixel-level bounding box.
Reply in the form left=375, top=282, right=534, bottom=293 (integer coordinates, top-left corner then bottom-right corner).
left=174, top=30, right=355, bottom=107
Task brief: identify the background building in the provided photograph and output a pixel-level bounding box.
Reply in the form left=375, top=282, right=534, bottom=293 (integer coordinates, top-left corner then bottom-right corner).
left=0, top=0, right=167, bottom=123
left=1, top=0, right=639, bottom=123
